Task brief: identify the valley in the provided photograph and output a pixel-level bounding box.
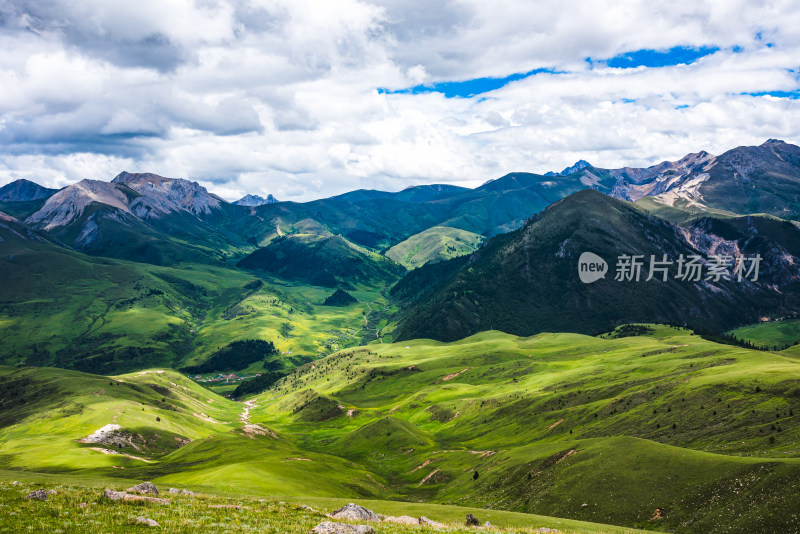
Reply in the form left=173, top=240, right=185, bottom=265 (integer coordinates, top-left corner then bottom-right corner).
left=2, top=139, right=800, bottom=533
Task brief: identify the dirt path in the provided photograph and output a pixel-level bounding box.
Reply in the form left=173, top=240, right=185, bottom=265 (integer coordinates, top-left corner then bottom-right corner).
left=240, top=399, right=257, bottom=424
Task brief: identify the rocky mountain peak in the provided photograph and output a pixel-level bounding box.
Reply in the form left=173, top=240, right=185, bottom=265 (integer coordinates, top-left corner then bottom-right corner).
left=233, top=194, right=278, bottom=207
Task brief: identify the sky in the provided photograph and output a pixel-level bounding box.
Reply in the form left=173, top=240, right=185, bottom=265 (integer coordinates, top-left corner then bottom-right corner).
left=0, top=0, right=799, bottom=202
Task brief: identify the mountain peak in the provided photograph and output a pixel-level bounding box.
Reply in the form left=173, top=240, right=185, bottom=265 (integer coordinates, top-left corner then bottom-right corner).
left=0, top=179, right=58, bottom=202
left=233, top=194, right=278, bottom=207
left=544, top=159, right=592, bottom=176
left=111, top=171, right=174, bottom=186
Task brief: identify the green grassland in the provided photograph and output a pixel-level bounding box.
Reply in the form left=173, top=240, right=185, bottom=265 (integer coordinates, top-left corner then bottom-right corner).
left=386, top=226, right=485, bottom=270
left=0, top=478, right=655, bottom=534
left=249, top=326, right=800, bottom=533
left=0, top=229, right=390, bottom=373
left=728, top=318, right=800, bottom=350
left=4, top=327, right=798, bottom=532
left=0, top=365, right=651, bottom=534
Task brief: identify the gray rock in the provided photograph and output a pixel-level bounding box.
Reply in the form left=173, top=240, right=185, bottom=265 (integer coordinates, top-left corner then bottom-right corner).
left=103, top=489, right=126, bottom=501
left=329, top=503, right=380, bottom=522
left=311, top=522, right=374, bottom=534
left=135, top=516, right=160, bottom=527
left=484, top=521, right=493, bottom=527
left=167, top=488, right=196, bottom=495
left=127, top=482, right=159, bottom=495
left=419, top=516, right=446, bottom=527
left=103, top=489, right=169, bottom=505
left=25, top=489, right=47, bottom=500
left=384, top=515, right=419, bottom=525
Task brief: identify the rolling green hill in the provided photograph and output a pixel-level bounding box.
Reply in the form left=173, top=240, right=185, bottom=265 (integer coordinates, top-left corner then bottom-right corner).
left=0, top=219, right=388, bottom=372
left=237, top=233, right=406, bottom=287
left=248, top=326, right=800, bottom=533
left=3, top=328, right=800, bottom=533
left=386, top=226, right=484, bottom=269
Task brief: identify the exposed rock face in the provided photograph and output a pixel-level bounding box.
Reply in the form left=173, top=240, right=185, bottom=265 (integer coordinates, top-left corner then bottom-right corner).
left=233, top=194, right=278, bottom=207
left=25, top=489, right=47, bottom=500
left=311, top=522, right=374, bottom=534
left=27, top=180, right=131, bottom=230
left=609, top=151, right=717, bottom=202
left=127, top=482, right=159, bottom=495
left=112, top=172, right=221, bottom=218
left=328, top=503, right=380, bottom=522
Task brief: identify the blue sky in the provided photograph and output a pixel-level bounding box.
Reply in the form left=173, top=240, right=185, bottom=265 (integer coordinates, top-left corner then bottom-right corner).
left=382, top=46, right=726, bottom=99
left=0, top=0, right=799, bottom=201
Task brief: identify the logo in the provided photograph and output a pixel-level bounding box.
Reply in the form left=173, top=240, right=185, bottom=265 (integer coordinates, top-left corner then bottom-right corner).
left=578, top=252, right=608, bottom=283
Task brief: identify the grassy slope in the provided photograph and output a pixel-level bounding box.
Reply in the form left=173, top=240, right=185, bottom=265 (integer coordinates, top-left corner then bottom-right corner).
left=0, top=229, right=388, bottom=370
left=0, top=367, right=648, bottom=534
left=248, top=327, right=800, bottom=533
left=0, top=479, right=655, bottom=534
left=728, top=319, right=800, bottom=349
left=386, top=226, right=484, bottom=270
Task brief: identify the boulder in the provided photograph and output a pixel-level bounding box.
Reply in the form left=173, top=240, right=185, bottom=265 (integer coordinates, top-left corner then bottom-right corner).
left=103, top=489, right=169, bottom=505
left=103, top=489, right=126, bottom=501
left=135, top=516, right=160, bottom=527
left=484, top=521, right=493, bottom=528
left=311, top=522, right=374, bottom=534
left=25, top=489, right=47, bottom=500
left=384, top=515, right=419, bottom=525
left=329, top=503, right=380, bottom=522
left=420, top=516, right=446, bottom=527
left=127, top=482, right=159, bottom=495
left=168, top=488, right=195, bottom=495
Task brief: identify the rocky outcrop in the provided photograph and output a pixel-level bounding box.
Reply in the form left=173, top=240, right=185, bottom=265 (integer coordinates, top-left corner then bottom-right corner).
left=328, top=503, right=380, bottom=522
left=419, top=516, right=446, bottom=527
left=127, top=481, right=159, bottom=495
left=383, top=515, right=418, bottom=525
left=233, top=194, right=278, bottom=207
left=25, top=489, right=47, bottom=500
left=27, top=180, right=131, bottom=230
left=103, top=489, right=168, bottom=505
left=168, top=488, right=195, bottom=495
left=311, top=523, right=374, bottom=534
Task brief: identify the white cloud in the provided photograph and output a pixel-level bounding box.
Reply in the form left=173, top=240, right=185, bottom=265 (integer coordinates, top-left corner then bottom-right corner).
left=0, top=0, right=799, bottom=201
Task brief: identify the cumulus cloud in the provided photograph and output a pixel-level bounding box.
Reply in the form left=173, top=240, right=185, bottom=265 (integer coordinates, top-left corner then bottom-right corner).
left=0, top=0, right=799, bottom=201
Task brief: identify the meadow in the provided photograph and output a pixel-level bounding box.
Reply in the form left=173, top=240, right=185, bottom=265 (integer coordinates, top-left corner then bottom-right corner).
left=2, top=326, right=800, bottom=532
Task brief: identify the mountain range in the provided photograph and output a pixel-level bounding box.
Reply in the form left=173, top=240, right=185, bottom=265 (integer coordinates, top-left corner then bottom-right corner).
left=1, top=139, right=799, bottom=369
left=3, top=140, right=800, bottom=534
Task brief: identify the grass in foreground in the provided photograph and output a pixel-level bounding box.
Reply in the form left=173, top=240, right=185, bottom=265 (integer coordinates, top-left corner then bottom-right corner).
left=0, top=478, right=656, bottom=534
